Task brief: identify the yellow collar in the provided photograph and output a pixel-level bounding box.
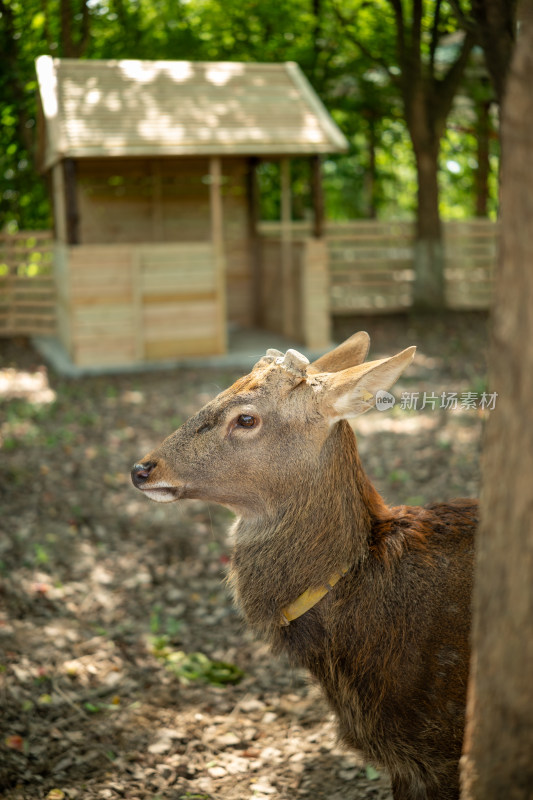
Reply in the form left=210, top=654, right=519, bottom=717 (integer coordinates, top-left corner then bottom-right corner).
left=280, top=566, right=349, bottom=626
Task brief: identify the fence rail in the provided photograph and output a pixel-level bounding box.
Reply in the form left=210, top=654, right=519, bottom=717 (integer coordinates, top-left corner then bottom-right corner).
left=327, top=221, right=415, bottom=313
left=443, top=221, right=497, bottom=311
left=0, top=231, right=56, bottom=337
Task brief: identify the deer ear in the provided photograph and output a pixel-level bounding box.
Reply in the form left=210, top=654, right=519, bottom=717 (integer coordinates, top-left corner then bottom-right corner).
left=319, top=346, right=416, bottom=421
left=308, top=331, right=370, bottom=374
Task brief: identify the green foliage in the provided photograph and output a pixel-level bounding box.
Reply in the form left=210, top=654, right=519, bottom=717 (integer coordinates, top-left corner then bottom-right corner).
left=0, top=0, right=499, bottom=231
left=151, top=636, right=244, bottom=687
left=0, top=1, right=55, bottom=228
left=166, top=651, right=245, bottom=687
left=83, top=702, right=103, bottom=714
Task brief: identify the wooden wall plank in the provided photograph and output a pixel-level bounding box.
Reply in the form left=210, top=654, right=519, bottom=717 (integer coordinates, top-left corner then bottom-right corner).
left=131, top=249, right=144, bottom=362
left=76, top=158, right=212, bottom=245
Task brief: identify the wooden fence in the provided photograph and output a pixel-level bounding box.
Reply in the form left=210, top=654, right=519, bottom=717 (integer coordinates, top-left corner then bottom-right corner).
left=0, top=221, right=497, bottom=341
left=443, top=220, right=497, bottom=310
left=261, top=218, right=498, bottom=314
left=0, top=231, right=56, bottom=337
left=327, top=221, right=414, bottom=313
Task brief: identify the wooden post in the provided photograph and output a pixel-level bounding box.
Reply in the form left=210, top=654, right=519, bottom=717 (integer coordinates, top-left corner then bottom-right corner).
left=151, top=160, right=163, bottom=242
left=210, top=156, right=227, bottom=354
left=300, top=239, right=331, bottom=348
left=246, top=156, right=262, bottom=327
left=52, top=163, right=67, bottom=243
left=280, top=158, right=292, bottom=337
left=311, top=155, right=325, bottom=239
left=6, top=272, right=15, bottom=334
left=63, top=158, right=80, bottom=245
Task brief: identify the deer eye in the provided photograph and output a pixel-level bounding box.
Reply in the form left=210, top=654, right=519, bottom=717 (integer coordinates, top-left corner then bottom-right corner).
left=236, top=414, right=256, bottom=428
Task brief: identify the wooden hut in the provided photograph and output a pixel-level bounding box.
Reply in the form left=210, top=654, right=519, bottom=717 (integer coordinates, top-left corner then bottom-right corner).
left=36, top=56, right=348, bottom=368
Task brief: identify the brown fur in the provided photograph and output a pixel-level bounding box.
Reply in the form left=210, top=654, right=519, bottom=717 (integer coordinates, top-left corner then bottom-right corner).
left=131, top=337, right=477, bottom=800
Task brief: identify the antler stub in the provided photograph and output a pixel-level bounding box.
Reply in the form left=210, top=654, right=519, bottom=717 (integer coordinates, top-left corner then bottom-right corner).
left=276, top=349, right=310, bottom=377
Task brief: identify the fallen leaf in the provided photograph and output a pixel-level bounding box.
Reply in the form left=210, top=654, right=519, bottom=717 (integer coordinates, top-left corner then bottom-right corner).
left=243, top=748, right=261, bottom=758
left=365, top=764, right=380, bottom=780
left=5, top=735, right=24, bottom=752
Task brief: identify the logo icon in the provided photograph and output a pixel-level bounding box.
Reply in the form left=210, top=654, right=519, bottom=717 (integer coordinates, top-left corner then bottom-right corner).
left=376, top=389, right=396, bottom=412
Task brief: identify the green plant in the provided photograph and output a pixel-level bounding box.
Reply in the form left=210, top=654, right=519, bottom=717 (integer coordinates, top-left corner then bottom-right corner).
left=150, top=605, right=163, bottom=635
left=149, top=605, right=183, bottom=639
left=84, top=702, right=102, bottom=713
left=151, top=639, right=244, bottom=687
left=34, top=544, right=49, bottom=565
left=166, top=651, right=244, bottom=686
left=387, top=468, right=410, bottom=485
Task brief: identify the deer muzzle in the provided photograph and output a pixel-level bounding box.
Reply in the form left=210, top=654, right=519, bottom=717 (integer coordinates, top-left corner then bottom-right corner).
left=130, top=459, right=183, bottom=503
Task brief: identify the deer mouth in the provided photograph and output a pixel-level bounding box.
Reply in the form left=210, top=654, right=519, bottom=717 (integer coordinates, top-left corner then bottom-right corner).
left=138, top=484, right=184, bottom=503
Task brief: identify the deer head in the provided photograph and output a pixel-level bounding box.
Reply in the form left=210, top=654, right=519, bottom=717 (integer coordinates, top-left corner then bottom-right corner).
left=131, top=332, right=415, bottom=517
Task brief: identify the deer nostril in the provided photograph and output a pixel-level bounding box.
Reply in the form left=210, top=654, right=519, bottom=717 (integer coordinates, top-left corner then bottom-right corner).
left=131, top=461, right=156, bottom=488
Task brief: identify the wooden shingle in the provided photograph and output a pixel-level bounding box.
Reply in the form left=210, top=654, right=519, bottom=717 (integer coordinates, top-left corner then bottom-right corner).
left=36, top=57, right=348, bottom=169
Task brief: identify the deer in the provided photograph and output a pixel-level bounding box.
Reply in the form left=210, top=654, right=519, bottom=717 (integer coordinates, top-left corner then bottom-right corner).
left=131, top=332, right=477, bottom=800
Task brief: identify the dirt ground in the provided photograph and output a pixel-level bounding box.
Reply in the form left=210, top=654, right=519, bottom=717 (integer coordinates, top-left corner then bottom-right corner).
left=1, top=313, right=489, bottom=800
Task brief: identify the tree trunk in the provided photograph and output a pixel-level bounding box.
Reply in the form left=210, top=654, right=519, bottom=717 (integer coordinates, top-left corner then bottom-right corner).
left=461, top=6, right=533, bottom=798
left=474, top=99, right=491, bottom=217
left=60, top=0, right=91, bottom=57
left=412, top=142, right=445, bottom=310
left=365, top=114, right=378, bottom=220
left=470, top=0, right=518, bottom=106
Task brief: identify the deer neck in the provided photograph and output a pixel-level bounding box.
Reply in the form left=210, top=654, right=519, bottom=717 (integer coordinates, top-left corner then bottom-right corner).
left=228, top=421, right=386, bottom=636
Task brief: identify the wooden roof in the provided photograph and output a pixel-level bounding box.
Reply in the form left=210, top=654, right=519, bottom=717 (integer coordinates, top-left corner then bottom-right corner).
left=36, top=57, right=348, bottom=169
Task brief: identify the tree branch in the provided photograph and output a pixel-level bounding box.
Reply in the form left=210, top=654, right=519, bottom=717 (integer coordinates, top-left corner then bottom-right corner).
left=60, top=0, right=91, bottom=58
left=60, top=0, right=73, bottom=57
left=386, top=0, right=406, bottom=66
left=429, top=0, right=442, bottom=73
left=331, top=1, right=400, bottom=84
left=79, top=0, right=91, bottom=56
left=433, top=30, right=476, bottom=136
left=448, top=0, right=477, bottom=35
left=40, top=0, right=53, bottom=50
